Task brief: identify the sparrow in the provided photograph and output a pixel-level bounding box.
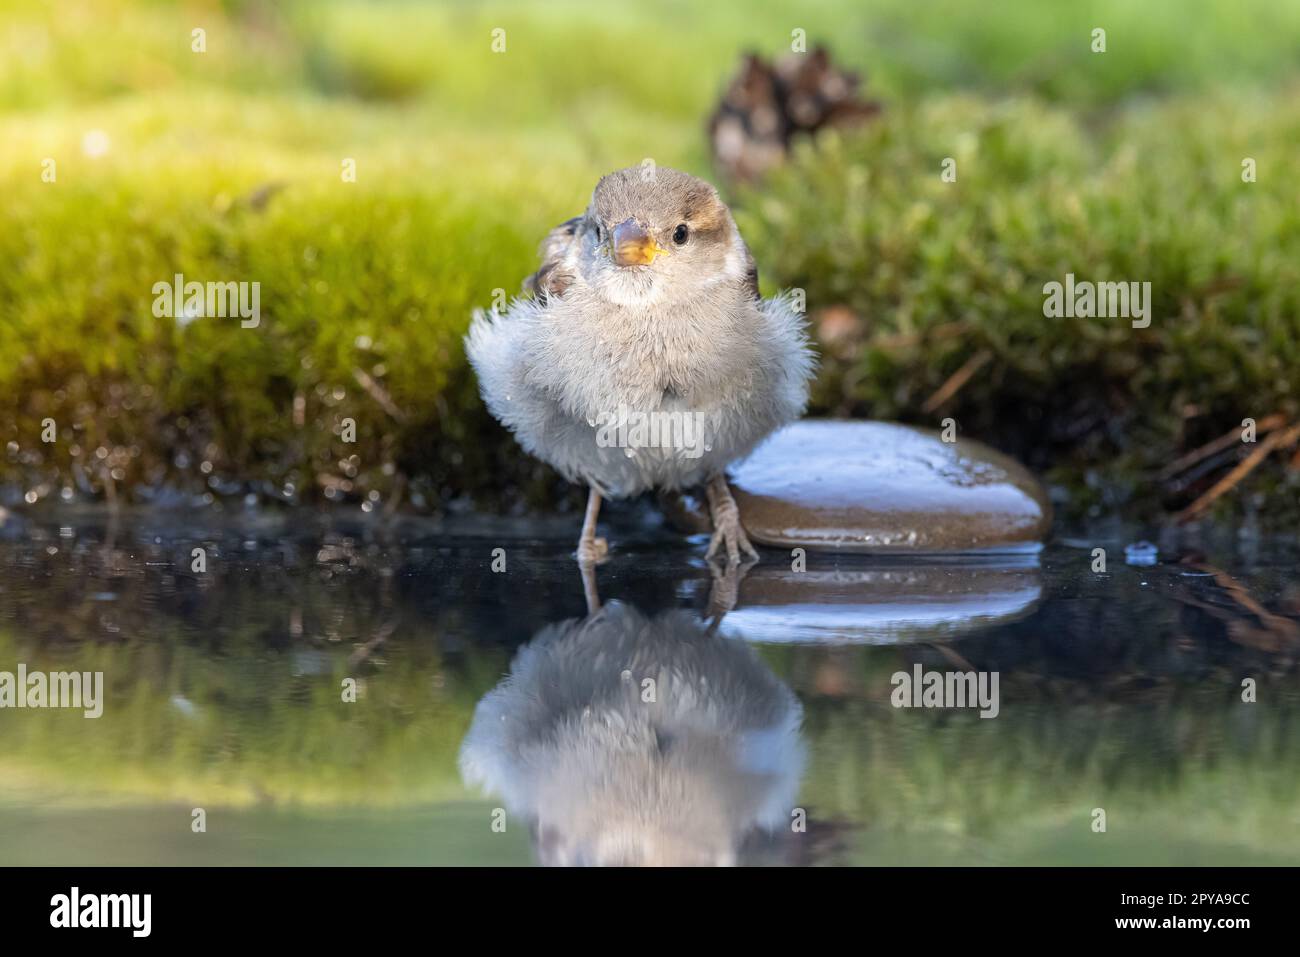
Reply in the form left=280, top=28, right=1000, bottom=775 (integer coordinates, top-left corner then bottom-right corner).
left=466, top=165, right=814, bottom=563
left=458, top=599, right=805, bottom=866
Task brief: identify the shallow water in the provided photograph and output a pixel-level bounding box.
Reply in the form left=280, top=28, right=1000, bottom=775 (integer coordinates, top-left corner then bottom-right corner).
left=0, top=509, right=1297, bottom=866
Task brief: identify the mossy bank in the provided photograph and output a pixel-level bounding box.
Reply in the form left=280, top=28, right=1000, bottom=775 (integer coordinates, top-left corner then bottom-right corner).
left=4, top=0, right=1300, bottom=523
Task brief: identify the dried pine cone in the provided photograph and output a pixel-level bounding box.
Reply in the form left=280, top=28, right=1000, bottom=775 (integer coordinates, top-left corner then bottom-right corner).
left=708, top=45, right=881, bottom=183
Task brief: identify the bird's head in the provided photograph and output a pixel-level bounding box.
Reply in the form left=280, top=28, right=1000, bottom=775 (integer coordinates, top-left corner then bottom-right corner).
left=576, top=166, right=747, bottom=307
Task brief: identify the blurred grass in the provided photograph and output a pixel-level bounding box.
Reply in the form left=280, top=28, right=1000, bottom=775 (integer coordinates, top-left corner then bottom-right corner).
left=7, top=0, right=1300, bottom=111
left=3, top=0, right=1300, bottom=517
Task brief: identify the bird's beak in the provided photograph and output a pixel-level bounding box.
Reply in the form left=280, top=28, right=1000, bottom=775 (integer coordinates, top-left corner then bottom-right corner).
left=611, top=219, right=668, bottom=267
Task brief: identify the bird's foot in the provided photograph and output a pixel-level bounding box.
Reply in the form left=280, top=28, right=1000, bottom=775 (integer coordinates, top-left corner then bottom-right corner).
left=706, top=519, right=757, bottom=565
left=705, top=478, right=760, bottom=564
left=705, top=555, right=756, bottom=625
left=576, top=536, right=609, bottom=565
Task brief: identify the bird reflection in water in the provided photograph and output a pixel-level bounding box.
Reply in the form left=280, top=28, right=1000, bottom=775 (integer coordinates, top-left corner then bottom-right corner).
left=459, top=562, right=805, bottom=866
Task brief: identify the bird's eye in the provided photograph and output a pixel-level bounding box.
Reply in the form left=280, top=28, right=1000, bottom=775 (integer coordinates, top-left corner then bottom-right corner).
left=594, top=223, right=604, bottom=243
left=672, top=223, right=689, bottom=245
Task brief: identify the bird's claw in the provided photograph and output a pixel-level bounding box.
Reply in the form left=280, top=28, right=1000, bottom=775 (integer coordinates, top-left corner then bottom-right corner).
left=576, top=536, right=609, bottom=565
left=705, top=554, right=756, bottom=624
left=705, top=509, right=759, bottom=564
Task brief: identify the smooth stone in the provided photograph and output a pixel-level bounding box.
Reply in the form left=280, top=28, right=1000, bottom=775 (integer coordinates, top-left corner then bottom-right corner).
left=721, top=562, right=1042, bottom=644
left=731, top=420, right=1051, bottom=553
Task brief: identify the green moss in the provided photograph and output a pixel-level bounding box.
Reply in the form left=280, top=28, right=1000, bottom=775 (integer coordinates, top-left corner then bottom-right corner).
left=738, top=89, right=1300, bottom=519
left=0, top=92, right=617, bottom=509
left=4, top=0, right=1300, bottom=519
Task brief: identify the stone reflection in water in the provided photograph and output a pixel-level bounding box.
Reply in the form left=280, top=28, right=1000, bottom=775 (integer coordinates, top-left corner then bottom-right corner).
left=459, top=595, right=804, bottom=867
left=722, top=560, right=1042, bottom=644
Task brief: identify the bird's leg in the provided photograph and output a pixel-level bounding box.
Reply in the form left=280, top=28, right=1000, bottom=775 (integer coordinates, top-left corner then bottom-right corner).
left=704, top=555, right=755, bottom=632
left=705, top=474, right=760, bottom=564
left=575, top=486, right=608, bottom=565
left=579, top=559, right=601, bottom=616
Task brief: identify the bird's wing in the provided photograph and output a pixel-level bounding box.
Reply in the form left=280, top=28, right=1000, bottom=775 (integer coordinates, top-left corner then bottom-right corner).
left=523, top=215, right=583, bottom=299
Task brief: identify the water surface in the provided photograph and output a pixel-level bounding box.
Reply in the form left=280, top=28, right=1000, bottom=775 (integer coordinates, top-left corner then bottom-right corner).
left=1, top=510, right=1297, bottom=865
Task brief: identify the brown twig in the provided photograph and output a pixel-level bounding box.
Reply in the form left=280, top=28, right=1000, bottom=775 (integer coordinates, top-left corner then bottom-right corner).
left=348, top=620, right=398, bottom=669
left=929, top=642, right=977, bottom=673
left=920, top=349, right=992, bottom=414
left=101, top=465, right=118, bottom=511
left=352, top=368, right=407, bottom=424
left=1171, top=564, right=1299, bottom=657
left=1158, top=412, right=1287, bottom=481
left=383, top=471, right=406, bottom=516
left=874, top=321, right=969, bottom=353
left=1175, top=421, right=1300, bottom=524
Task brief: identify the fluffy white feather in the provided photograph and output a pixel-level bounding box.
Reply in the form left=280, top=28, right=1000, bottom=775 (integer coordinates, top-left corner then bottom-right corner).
left=466, top=166, right=814, bottom=499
